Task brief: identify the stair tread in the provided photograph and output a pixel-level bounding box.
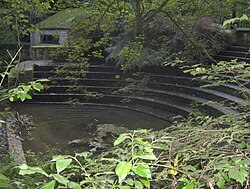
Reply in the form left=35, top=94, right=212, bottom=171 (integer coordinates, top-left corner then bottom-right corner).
left=34, top=93, right=193, bottom=113
left=23, top=101, right=174, bottom=122
left=35, top=64, right=116, bottom=68
left=34, top=71, right=121, bottom=74
left=133, top=88, right=239, bottom=114
left=214, top=54, right=250, bottom=61
left=229, top=46, right=249, bottom=50
left=32, top=60, right=245, bottom=117
left=44, top=76, right=249, bottom=103
left=193, top=87, right=249, bottom=105
left=41, top=84, right=247, bottom=113
left=46, top=78, right=119, bottom=81
left=223, top=50, right=249, bottom=54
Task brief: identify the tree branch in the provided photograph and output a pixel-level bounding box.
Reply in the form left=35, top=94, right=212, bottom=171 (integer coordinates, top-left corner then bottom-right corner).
left=161, top=10, right=216, bottom=63
left=142, top=0, right=170, bottom=23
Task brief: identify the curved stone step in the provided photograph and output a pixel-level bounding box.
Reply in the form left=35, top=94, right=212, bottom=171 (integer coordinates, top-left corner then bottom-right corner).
left=131, top=88, right=238, bottom=115
left=228, top=46, right=249, bottom=52
left=43, top=78, right=123, bottom=87
left=219, top=75, right=250, bottom=89
left=220, top=51, right=250, bottom=58
left=31, top=61, right=247, bottom=118
left=22, top=101, right=175, bottom=122
left=45, top=82, right=249, bottom=106
left=38, top=83, right=241, bottom=116
left=33, top=93, right=193, bottom=115
left=148, top=74, right=249, bottom=99
left=43, top=85, right=120, bottom=93
left=34, top=64, right=117, bottom=72
left=146, top=82, right=249, bottom=106
left=214, top=55, right=250, bottom=63
left=42, top=76, right=249, bottom=107
left=34, top=71, right=123, bottom=79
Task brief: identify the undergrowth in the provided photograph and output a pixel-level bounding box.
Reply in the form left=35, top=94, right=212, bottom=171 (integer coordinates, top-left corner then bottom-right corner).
left=0, top=111, right=249, bottom=189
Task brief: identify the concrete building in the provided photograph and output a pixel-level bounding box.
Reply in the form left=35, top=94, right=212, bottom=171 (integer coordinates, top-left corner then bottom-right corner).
left=30, top=9, right=82, bottom=47
left=30, top=9, right=83, bottom=59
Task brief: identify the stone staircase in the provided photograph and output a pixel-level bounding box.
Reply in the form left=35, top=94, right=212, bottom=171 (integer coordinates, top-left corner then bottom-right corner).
left=214, top=45, right=250, bottom=63
left=31, top=60, right=249, bottom=122
left=214, top=29, right=250, bottom=63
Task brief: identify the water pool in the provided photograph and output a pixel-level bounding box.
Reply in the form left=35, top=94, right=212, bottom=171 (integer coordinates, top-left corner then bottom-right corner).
left=14, top=104, right=170, bottom=153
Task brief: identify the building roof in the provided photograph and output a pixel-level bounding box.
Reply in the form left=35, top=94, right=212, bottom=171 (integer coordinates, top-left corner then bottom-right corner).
left=36, top=9, right=83, bottom=29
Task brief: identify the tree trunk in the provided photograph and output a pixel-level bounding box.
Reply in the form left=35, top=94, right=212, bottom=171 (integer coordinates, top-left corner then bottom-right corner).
left=132, top=0, right=143, bottom=36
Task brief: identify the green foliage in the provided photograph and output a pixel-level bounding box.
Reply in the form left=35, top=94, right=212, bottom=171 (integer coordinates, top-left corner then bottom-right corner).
left=0, top=49, right=49, bottom=102
left=180, top=59, right=250, bottom=100
left=46, top=0, right=235, bottom=70
left=0, top=49, right=49, bottom=185
left=11, top=112, right=249, bottom=189
left=0, top=1, right=249, bottom=189
left=223, top=14, right=249, bottom=27
left=115, top=161, right=132, bottom=183
left=1, top=79, right=49, bottom=102
left=1, top=0, right=52, bottom=63
left=0, top=173, right=9, bottom=188
left=2, top=0, right=52, bottom=35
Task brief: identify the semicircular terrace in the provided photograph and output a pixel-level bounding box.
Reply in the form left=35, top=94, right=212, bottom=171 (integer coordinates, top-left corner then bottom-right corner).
left=30, top=59, right=249, bottom=122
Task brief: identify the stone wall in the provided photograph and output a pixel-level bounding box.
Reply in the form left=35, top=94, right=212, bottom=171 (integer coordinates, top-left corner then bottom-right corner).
left=30, top=29, right=69, bottom=46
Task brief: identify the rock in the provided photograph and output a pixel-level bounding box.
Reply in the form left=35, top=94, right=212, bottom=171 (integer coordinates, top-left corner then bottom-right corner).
left=68, top=139, right=86, bottom=146
left=6, top=116, right=26, bottom=165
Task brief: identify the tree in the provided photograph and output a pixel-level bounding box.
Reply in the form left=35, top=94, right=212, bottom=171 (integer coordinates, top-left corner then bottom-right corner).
left=1, top=0, right=52, bottom=59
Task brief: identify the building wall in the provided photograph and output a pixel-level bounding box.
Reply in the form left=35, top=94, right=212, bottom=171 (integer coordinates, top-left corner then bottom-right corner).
left=30, top=29, right=69, bottom=46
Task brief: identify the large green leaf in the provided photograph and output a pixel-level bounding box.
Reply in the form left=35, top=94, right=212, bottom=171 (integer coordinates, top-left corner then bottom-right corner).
left=68, top=181, right=81, bottom=189
left=25, top=94, right=32, bottom=100
left=19, top=164, right=48, bottom=177
left=56, top=158, right=72, bottom=173
left=17, top=91, right=27, bottom=101
left=0, top=173, right=9, bottom=188
left=32, top=82, right=44, bottom=91
left=124, top=178, right=134, bottom=186
left=134, top=181, right=143, bottom=189
left=51, top=155, right=71, bottom=161
left=119, top=186, right=130, bottom=189
left=114, top=134, right=130, bottom=146
left=75, top=152, right=89, bottom=159
left=182, top=182, right=195, bottom=189
left=139, top=177, right=150, bottom=188
left=52, top=174, right=69, bottom=186
left=115, top=161, right=132, bottom=183
left=228, top=168, right=248, bottom=185
left=216, top=174, right=225, bottom=189
left=40, top=180, right=56, bottom=189
left=137, top=154, right=157, bottom=160
left=132, top=164, right=151, bottom=178
left=0, top=180, right=8, bottom=188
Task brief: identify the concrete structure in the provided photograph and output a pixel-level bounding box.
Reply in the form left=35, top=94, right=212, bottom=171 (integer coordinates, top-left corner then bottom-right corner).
left=31, top=29, right=69, bottom=47
left=30, top=9, right=83, bottom=59
left=30, top=9, right=82, bottom=47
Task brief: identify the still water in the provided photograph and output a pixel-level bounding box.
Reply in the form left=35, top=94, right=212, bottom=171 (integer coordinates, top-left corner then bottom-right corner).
left=14, top=104, right=169, bottom=153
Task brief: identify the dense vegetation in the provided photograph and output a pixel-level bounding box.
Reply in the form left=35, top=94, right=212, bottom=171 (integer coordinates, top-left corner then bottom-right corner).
left=0, top=0, right=249, bottom=188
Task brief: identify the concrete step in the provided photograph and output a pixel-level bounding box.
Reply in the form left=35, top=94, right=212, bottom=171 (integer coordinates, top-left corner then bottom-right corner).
left=52, top=73, right=245, bottom=101
left=214, top=55, right=250, bottom=63
left=44, top=78, right=123, bottom=87
left=39, top=82, right=243, bottom=116
left=228, top=46, right=249, bottom=52
left=23, top=101, right=175, bottom=122
left=33, top=93, right=193, bottom=116
left=34, top=64, right=118, bottom=72
left=220, top=51, right=250, bottom=58
left=147, top=82, right=249, bottom=106
left=34, top=71, right=123, bottom=79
